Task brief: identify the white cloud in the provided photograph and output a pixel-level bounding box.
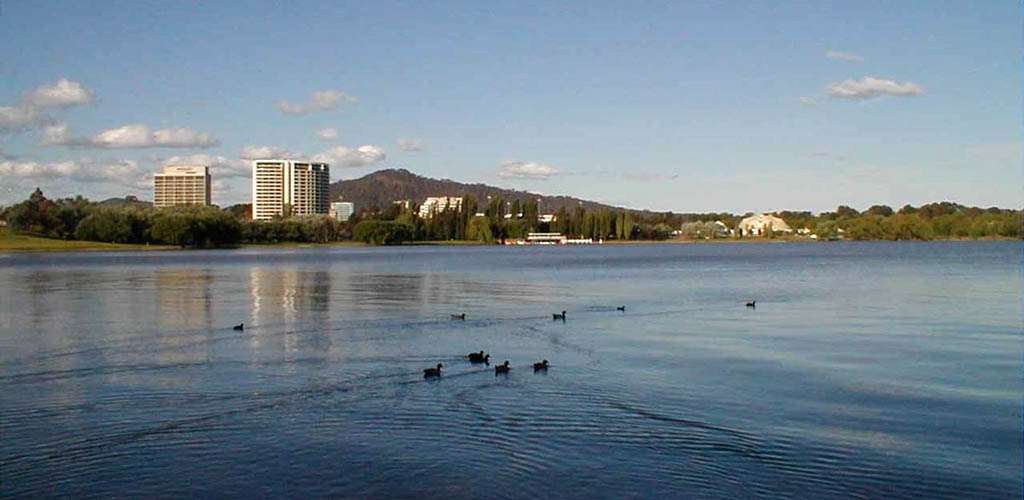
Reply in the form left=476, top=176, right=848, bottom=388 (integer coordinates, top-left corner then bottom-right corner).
left=825, top=50, right=865, bottom=62
left=38, top=122, right=72, bottom=145
left=23, top=78, right=96, bottom=108
left=0, top=105, right=42, bottom=132
left=150, top=127, right=219, bottom=148
left=311, top=145, right=386, bottom=167
left=90, top=124, right=153, bottom=148
left=0, top=158, right=151, bottom=189
left=164, top=154, right=250, bottom=178
left=497, top=160, right=558, bottom=179
left=396, top=137, right=426, bottom=151
left=277, top=90, right=357, bottom=115
left=40, top=123, right=220, bottom=148
left=315, top=127, right=339, bottom=141
left=797, top=96, right=819, bottom=107
left=826, top=76, right=924, bottom=100
left=239, top=145, right=295, bottom=160
left=0, top=78, right=96, bottom=134
left=623, top=172, right=679, bottom=181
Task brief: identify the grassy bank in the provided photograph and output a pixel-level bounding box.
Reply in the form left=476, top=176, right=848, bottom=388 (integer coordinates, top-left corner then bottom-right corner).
left=0, top=228, right=176, bottom=252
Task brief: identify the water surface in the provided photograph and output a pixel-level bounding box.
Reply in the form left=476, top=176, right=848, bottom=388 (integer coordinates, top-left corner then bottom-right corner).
left=1, top=242, right=1020, bottom=498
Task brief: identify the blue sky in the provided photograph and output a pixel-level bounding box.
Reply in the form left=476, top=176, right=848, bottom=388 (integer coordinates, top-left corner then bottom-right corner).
left=1, top=0, right=1019, bottom=212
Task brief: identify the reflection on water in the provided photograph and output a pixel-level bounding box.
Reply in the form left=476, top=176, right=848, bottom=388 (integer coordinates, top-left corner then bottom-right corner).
left=156, top=269, right=214, bottom=330
left=0, top=242, right=1019, bottom=498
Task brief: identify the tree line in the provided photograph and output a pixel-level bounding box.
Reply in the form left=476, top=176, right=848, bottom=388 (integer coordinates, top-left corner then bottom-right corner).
left=348, top=195, right=677, bottom=244
left=1, top=189, right=350, bottom=248
left=1, top=189, right=1018, bottom=247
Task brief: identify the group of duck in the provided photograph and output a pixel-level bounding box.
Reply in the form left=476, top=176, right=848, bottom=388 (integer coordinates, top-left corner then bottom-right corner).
left=428, top=306, right=627, bottom=379
left=423, top=351, right=548, bottom=378
left=233, top=302, right=754, bottom=380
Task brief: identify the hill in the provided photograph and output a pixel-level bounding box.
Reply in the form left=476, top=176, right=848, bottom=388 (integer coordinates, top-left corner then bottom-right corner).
left=100, top=195, right=152, bottom=207
left=329, top=169, right=620, bottom=213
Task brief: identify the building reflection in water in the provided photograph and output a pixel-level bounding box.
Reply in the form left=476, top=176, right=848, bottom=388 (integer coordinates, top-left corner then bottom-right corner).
left=248, top=267, right=332, bottom=357
left=155, top=268, right=214, bottom=331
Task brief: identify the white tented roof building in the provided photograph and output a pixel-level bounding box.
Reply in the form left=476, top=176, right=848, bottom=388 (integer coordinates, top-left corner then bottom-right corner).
left=738, top=214, right=792, bottom=237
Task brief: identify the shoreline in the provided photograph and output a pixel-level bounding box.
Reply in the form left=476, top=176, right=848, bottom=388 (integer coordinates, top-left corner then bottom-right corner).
left=1, top=231, right=1016, bottom=254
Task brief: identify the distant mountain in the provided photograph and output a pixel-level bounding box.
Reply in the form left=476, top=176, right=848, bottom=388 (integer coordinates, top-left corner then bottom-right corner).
left=329, top=169, right=621, bottom=213
left=100, top=195, right=152, bottom=207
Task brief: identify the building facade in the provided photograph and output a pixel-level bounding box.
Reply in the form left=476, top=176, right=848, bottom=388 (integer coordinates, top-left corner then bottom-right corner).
left=418, top=196, right=463, bottom=218
left=329, top=201, right=355, bottom=221
left=251, top=160, right=330, bottom=220
left=737, top=214, right=793, bottom=237
left=154, top=165, right=211, bottom=207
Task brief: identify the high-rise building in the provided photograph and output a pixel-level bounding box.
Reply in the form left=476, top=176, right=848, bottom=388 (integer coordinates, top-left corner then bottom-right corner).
left=329, top=201, right=355, bottom=221
left=251, top=160, right=330, bottom=220
left=154, top=165, right=211, bottom=207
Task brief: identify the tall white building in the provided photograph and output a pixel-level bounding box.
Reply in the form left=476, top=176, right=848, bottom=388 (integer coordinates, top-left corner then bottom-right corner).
left=251, top=160, right=330, bottom=220
left=329, top=201, right=355, bottom=221
left=418, top=196, right=463, bottom=218
left=154, top=165, right=211, bottom=207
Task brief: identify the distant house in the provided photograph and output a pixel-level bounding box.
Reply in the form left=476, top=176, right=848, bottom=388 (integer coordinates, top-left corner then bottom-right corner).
left=738, top=214, right=793, bottom=237
left=713, top=220, right=733, bottom=237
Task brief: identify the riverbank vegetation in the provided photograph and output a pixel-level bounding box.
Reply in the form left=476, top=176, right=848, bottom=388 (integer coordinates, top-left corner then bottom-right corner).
left=0, top=189, right=1018, bottom=250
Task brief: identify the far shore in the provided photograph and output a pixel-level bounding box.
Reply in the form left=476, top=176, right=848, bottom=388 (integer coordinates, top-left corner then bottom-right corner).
left=2, top=229, right=1015, bottom=254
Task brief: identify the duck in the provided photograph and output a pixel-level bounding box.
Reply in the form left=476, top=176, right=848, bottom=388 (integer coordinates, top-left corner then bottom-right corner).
left=745, top=300, right=756, bottom=308
left=450, top=313, right=466, bottom=320
left=232, top=323, right=244, bottom=331
left=533, top=360, right=549, bottom=371
left=616, top=305, right=626, bottom=312
left=494, top=360, right=511, bottom=375
left=552, top=310, right=567, bottom=320
left=423, top=363, right=443, bottom=378
left=467, top=351, right=490, bottom=364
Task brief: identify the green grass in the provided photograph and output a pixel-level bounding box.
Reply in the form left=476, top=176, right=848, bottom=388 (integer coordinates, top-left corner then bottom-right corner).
left=0, top=228, right=174, bottom=252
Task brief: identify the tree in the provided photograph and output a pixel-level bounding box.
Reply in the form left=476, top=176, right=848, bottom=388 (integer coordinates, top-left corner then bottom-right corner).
left=352, top=220, right=412, bottom=245
left=866, top=205, right=894, bottom=217
left=836, top=205, right=859, bottom=218
left=523, top=199, right=539, bottom=232
left=466, top=216, right=495, bottom=243
left=622, top=213, right=636, bottom=240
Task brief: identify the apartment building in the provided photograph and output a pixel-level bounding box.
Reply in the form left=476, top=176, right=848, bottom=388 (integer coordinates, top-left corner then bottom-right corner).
left=418, top=196, right=463, bottom=218
left=154, top=165, right=211, bottom=207
left=251, top=160, right=330, bottom=220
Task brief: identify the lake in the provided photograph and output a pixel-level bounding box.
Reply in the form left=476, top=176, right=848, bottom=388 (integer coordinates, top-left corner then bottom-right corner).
left=0, top=241, right=1019, bottom=498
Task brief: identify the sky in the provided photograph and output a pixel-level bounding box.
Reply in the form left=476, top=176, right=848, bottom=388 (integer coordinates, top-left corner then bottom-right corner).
left=0, top=0, right=1020, bottom=213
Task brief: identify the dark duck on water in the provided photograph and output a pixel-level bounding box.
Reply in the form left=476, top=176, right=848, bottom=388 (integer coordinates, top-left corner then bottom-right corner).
left=495, top=360, right=511, bottom=375
left=424, top=363, right=443, bottom=378
left=468, top=351, right=489, bottom=364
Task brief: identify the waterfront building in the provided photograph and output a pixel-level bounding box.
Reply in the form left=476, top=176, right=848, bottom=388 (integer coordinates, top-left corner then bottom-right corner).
left=329, top=201, right=355, bottom=221
left=737, top=214, right=793, bottom=237
left=251, top=160, right=330, bottom=220
left=418, top=196, right=463, bottom=218
left=154, top=165, right=211, bottom=207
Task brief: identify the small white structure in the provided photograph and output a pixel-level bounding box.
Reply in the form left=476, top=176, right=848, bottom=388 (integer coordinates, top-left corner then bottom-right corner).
left=329, top=201, right=354, bottom=221
left=738, top=214, right=793, bottom=237
left=506, top=233, right=597, bottom=245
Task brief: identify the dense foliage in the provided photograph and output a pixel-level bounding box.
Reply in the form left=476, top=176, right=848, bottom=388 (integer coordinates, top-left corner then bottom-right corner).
left=0, top=189, right=348, bottom=248
left=0, top=189, right=1018, bottom=247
